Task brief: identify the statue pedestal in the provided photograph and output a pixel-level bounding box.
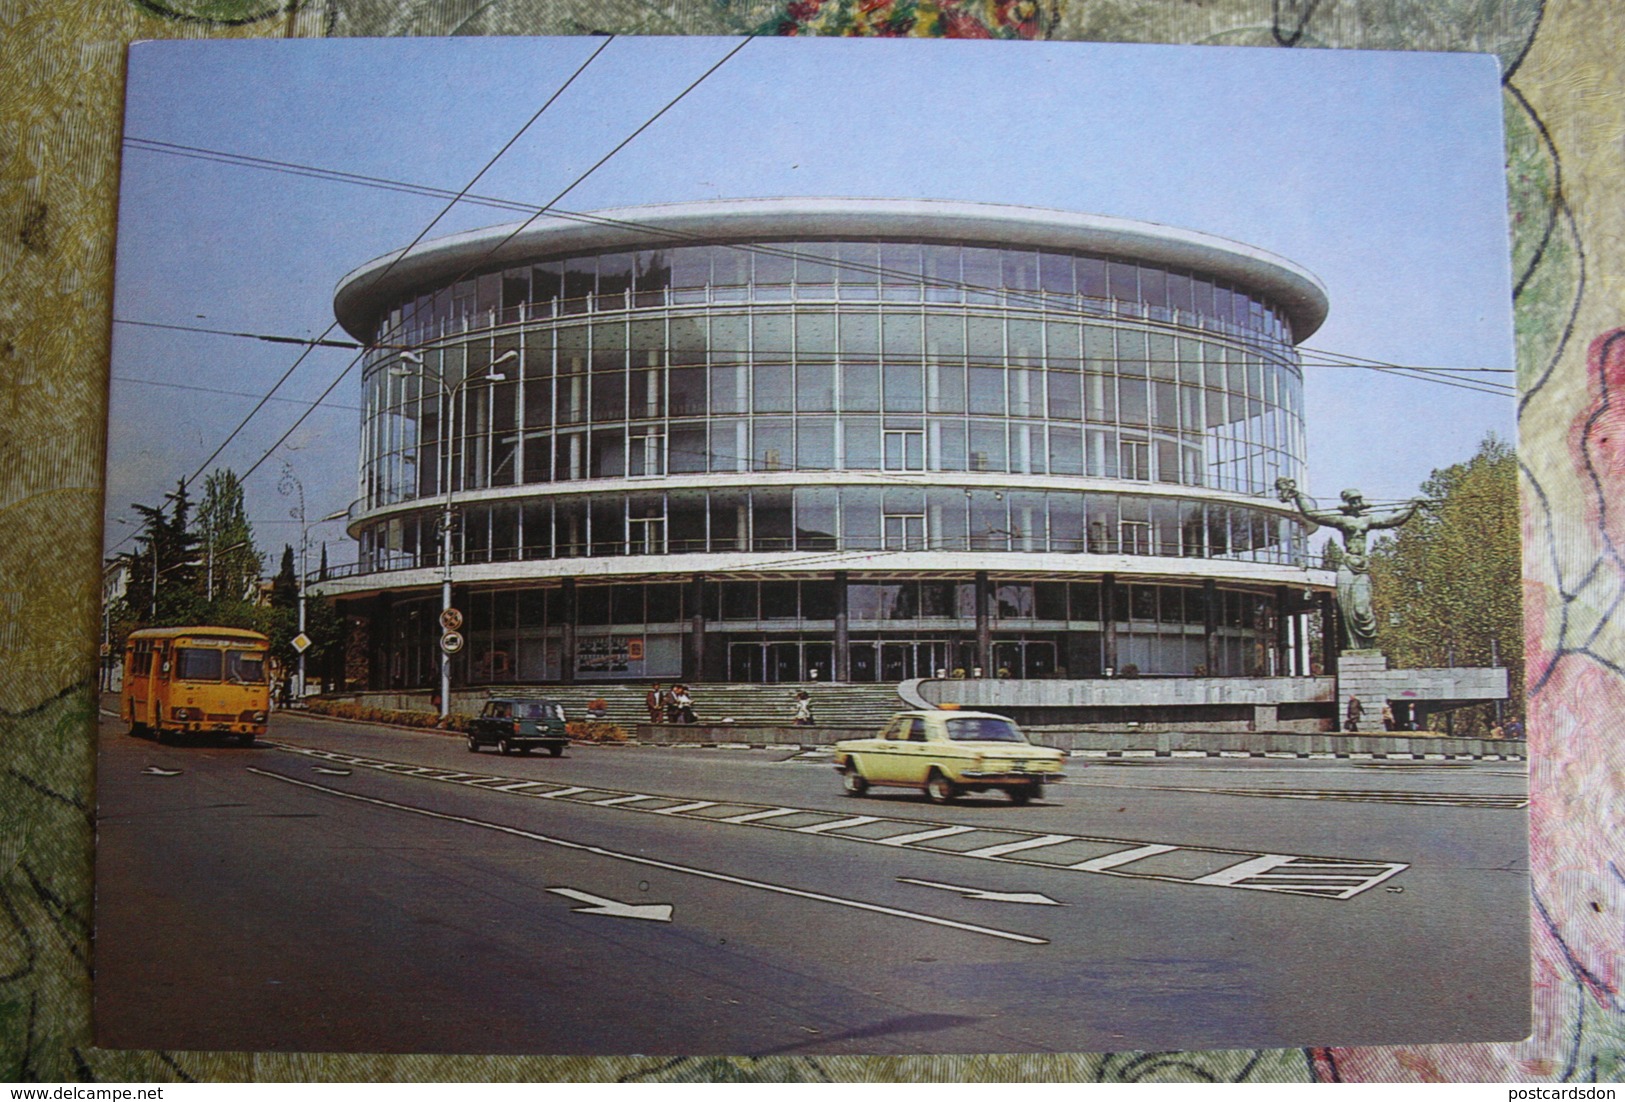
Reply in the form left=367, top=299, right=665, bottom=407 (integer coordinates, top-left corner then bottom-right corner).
left=1336, top=650, right=1510, bottom=734
left=1338, top=651, right=1390, bottom=733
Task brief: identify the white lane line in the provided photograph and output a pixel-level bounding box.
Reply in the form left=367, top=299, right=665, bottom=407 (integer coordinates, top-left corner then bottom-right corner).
left=492, top=781, right=550, bottom=792
left=718, top=808, right=802, bottom=824
left=959, top=834, right=1075, bottom=859
left=795, top=815, right=881, bottom=835
left=536, top=786, right=589, bottom=799
left=873, top=825, right=977, bottom=847
left=1069, top=844, right=1179, bottom=871
left=649, top=801, right=718, bottom=816
left=246, top=769, right=1046, bottom=945
left=1193, top=853, right=1298, bottom=886
left=593, top=794, right=656, bottom=806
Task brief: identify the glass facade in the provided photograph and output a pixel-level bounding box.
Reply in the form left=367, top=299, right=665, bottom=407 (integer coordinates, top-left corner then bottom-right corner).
left=334, top=206, right=1323, bottom=685
left=354, top=238, right=1306, bottom=567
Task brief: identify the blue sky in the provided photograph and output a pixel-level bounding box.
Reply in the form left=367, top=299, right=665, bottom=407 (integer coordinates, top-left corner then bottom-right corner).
left=107, top=36, right=1515, bottom=567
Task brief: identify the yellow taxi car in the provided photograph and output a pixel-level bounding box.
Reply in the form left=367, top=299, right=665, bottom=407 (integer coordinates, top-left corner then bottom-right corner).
left=832, top=710, right=1066, bottom=804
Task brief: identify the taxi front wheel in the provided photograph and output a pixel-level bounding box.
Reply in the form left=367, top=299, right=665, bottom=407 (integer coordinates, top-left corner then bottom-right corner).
left=842, top=768, right=869, bottom=797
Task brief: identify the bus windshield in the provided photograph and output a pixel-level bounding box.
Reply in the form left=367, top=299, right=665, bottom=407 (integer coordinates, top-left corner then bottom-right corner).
left=175, top=648, right=223, bottom=681
left=226, top=651, right=267, bottom=683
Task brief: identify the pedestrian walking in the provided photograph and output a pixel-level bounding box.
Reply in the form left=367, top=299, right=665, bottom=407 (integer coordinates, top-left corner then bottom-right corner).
left=1345, top=695, right=1363, bottom=732
left=1381, top=703, right=1395, bottom=731
left=792, top=690, right=814, bottom=727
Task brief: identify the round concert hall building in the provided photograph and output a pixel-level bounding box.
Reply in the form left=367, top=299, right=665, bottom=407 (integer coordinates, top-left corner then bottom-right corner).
left=320, top=198, right=1331, bottom=689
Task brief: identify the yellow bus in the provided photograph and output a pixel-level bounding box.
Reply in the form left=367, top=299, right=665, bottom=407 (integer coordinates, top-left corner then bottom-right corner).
left=123, top=626, right=271, bottom=745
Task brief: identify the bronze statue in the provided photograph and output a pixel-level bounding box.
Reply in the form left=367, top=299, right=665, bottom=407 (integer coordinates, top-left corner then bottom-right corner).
left=1275, top=478, right=1424, bottom=651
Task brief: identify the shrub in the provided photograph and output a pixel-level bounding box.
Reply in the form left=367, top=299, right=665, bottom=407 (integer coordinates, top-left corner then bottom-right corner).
left=568, top=720, right=628, bottom=744
left=303, top=698, right=467, bottom=731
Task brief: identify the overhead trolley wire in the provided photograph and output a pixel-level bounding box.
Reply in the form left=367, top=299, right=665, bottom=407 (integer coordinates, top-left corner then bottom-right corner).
left=122, top=137, right=1518, bottom=400
left=107, top=36, right=618, bottom=557
left=237, top=35, right=760, bottom=497
left=197, top=35, right=621, bottom=493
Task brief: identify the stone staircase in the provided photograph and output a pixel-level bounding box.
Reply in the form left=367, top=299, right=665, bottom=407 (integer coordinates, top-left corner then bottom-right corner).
left=489, top=682, right=906, bottom=731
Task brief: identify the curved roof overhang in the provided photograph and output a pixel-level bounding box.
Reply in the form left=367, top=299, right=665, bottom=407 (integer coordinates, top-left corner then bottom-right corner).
left=334, top=198, right=1329, bottom=343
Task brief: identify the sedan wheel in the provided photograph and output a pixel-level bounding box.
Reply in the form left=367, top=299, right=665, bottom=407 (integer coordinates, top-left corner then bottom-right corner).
left=1008, top=784, right=1039, bottom=805
left=842, top=768, right=869, bottom=797
left=498, top=738, right=512, bottom=756
left=925, top=770, right=959, bottom=804
left=466, top=735, right=480, bottom=753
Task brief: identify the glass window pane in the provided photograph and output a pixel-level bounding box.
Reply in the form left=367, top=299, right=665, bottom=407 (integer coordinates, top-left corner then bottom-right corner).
left=1108, top=261, right=1138, bottom=302
left=841, top=362, right=880, bottom=411
left=795, top=489, right=837, bottom=550
left=754, top=364, right=793, bottom=413
left=668, top=422, right=707, bottom=473
left=671, top=247, right=710, bottom=289
left=884, top=312, right=924, bottom=357
left=796, top=418, right=835, bottom=469
left=794, top=244, right=837, bottom=285
left=795, top=312, right=836, bottom=357
left=929, top=362, right=966, bottom=413
left=797, top=362, right=836, bottom=412
left=965, top=316, right=1000, bottom=361
left=842, top=417, right=881, bottom=469
left=969, top=421, right=1006, bottom=472
left=840, top=312, right=879, bottom=357
left=968, top=367, right=1004, bottom=415
left=1040, top=251, right=1075, bottom=295
left=712, top=314, right=751, bottom=363
left=753, top=248, right=792, bottom=286
left=883, top=363, right=923, bottom=411
left=754, top=420, right=792, bottom=471
left=634, top=251, right=671, bottom=305
left=713, top=247, right=752, bottom=288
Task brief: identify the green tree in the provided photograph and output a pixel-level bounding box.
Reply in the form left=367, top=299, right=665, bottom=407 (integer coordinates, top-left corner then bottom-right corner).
left=195, top=469, right=261, bottom=606
left=1370, top=433, right=1521, bottom=735
left=115, top=480, right=204, bottom=627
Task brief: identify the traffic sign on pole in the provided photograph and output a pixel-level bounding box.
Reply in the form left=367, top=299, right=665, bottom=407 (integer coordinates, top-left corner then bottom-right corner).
left=440, top=630, right=464, bottom=655
left=439, top=607, right=463, bottom=632
left=291, top=633, right=312, bottom=654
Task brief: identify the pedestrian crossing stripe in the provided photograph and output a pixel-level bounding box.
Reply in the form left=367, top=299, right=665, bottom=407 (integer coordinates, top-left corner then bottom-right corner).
left=271, top=743, right=1408, bottom=901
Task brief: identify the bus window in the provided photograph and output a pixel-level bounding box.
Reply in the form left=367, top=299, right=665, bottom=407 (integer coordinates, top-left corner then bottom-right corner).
left=226, top=650, right=266, bottom=683
left=175, top=647, right=224, bottom=681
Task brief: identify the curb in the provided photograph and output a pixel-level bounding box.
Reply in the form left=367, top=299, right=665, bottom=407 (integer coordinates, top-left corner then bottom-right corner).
left=1068, top=748, right=1525, bottom=762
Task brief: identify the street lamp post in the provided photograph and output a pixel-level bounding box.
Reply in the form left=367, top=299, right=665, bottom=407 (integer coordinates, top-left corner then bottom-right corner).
left=393, top=347, right=515, bottom=720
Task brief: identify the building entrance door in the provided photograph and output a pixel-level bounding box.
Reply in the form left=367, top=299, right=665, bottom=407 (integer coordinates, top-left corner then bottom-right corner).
left=879, top=640, right=952, bottom=682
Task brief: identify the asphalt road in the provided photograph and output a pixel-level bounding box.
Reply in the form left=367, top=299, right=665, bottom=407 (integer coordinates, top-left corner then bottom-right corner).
left=93, top=705, right=1530, bottom=1055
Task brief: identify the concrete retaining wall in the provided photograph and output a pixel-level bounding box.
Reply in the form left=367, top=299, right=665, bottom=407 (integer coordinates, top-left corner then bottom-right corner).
left=634, top=723, right=1524, bottom=759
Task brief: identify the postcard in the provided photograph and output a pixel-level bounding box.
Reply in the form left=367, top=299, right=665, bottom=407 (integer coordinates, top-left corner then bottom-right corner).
left=97, top=36, right=1526, bottom=1054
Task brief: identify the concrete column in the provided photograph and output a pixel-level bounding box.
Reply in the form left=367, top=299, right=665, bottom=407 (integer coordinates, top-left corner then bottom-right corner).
left=1274, top=585, right=1291, bottom=677
left=1103, top=573, right=1119, bottom=675
left=1202, top=578, right=1218, bottom=676
left=1319, top=591, right=1338, bottom=678
left=832, top=571, right=850, bottom=682
left=559, top=578, right=576, bottom=684
left=686, top=573, right=706, bottom=682
left=975, top=570, right=992, bottom=674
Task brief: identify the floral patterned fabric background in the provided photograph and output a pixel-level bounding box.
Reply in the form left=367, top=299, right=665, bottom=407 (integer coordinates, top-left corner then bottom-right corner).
left=1, top=0, right=1619, bottom=1084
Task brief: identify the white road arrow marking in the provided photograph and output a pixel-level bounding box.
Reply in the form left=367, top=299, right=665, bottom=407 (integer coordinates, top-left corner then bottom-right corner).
left=897, top=877, right=1065, bottom=906
left=249, top=769, right=1046, bottom=944
left=142, top=766, right=182, bottom=776
left=547, top=887, right=673, bottom=922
